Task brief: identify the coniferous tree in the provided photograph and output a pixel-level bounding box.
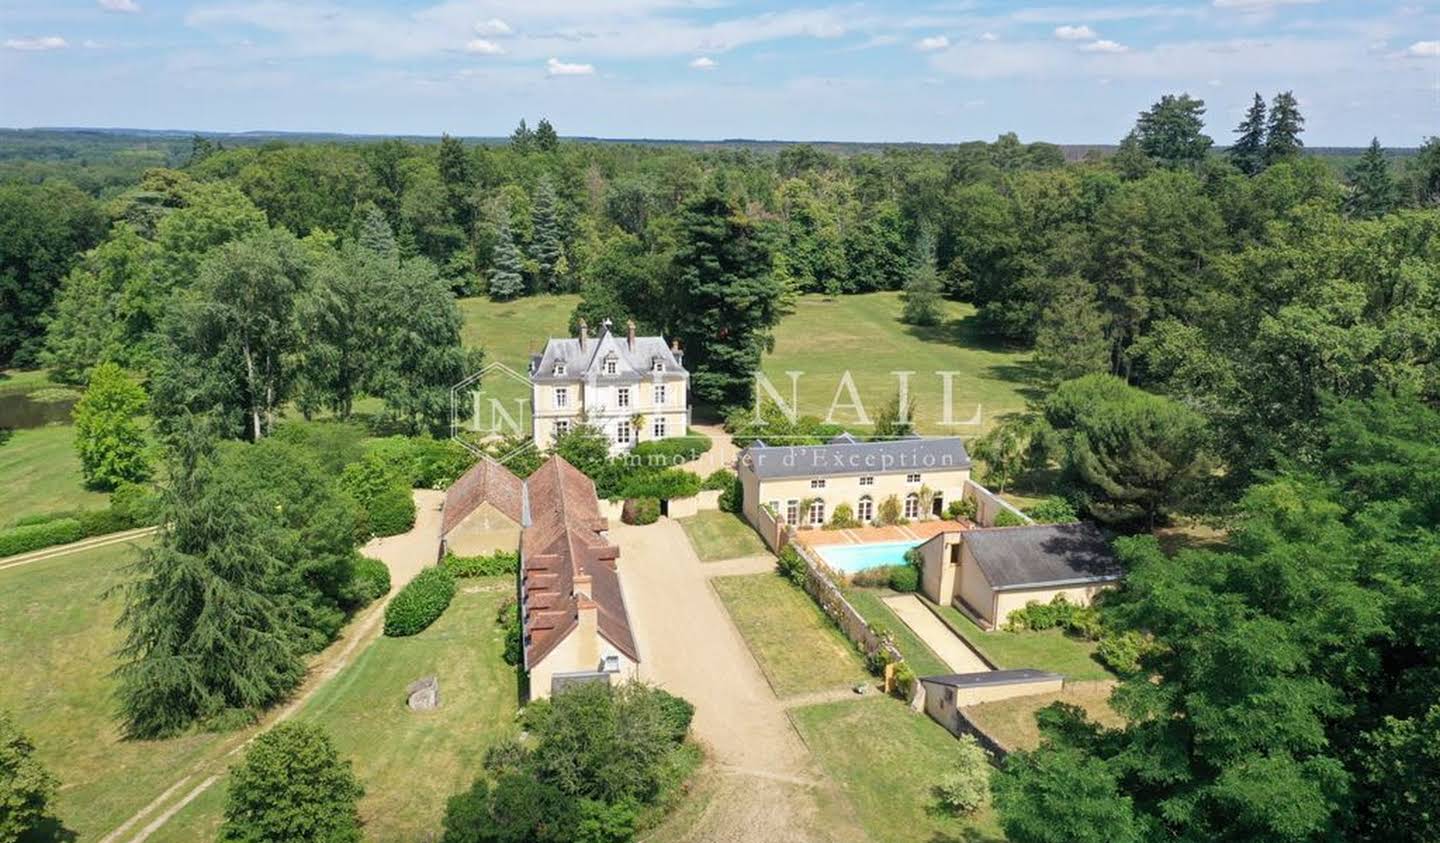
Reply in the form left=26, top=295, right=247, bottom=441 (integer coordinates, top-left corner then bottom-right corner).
left=1133, top=94, right=1212, bottom=168
left=1409, top=136, right=1440, bottom=205
left=437, top=134, right=474, bottom=235
left=1264, top=90, right=1305, bottom=165
left=1111, top=131, right=1154, bottom=180
left=1034, top=276, right=1109, bottom=383
left=510, top=119, right=533, bottom=154
left=1346, top=138, right=1398, bottom=219
left=112, top=429, right=304, bottom=739
left=669, top=185, right=784, bottom=408
left=901, top=230, right=942, bottom=327
left=530, top=178, right=564, bottom=292
left=356, top=204, right=397, bottom=257
left=534, top=118, right=559, bottom=153
left=1229, top=92, right=1268, bottom=176
left=488, top=215, right=526, bottom=300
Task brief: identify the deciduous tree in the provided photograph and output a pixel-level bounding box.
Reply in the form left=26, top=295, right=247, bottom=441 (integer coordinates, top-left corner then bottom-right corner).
left=220, top=723, right=363, bottom=843
left=73, top=362, right=150, bottom=490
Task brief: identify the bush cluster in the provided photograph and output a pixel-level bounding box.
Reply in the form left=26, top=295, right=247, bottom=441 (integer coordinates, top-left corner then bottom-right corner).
left=1095, top=630, right=1150, bottom=675
left=366, top=436, right=476, bottom=489
left=992, top=508, right=1028, bottom=527
left=826, top=502, right=860, bottom=529
left=383, top=566, right=456, bottom=637
left=700, top=469, right=734, bottom=491
left=622, top=498, right=660, bottom=525
left=776, top=545, right=807, bottom=586
left=496, top=597, right=522, bottom=666
left=1023, top=496, right=1080, bottom=524
left=443, top=550, right=520, bottom=577
left=1003, top=594, right=1103, bottom=639
left=946, top=498, right=977, bottom=521
left=0, top=483, right=161, bottom=557
left=351, top=556, right=391, bottom=602
left=934, top=734, right=991, bottom=815
left=442, top=683, right=696, bottom=843
left=716, top=472, right=744, bottom=514
left=628, top=433, right=711, bottom=465
left=618, top=468, right=700, bottom=500
left=888, top=565, right=920, bottom=593
left=339, top=453, right=416, bottom=538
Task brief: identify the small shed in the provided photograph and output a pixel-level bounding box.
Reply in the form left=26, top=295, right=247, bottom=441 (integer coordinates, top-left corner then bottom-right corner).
left=920, top=669, right=1064, bottom=741
left=439, top=458, right=524, bottom=559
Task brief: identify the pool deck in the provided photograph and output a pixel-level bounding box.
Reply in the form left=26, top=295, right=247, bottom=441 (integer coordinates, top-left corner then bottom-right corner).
left=796, top=519, right=972, bottom=547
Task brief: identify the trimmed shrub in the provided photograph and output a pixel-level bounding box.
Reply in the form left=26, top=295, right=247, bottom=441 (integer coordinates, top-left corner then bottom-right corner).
left=497, top=597, right=522, bottom=666
left=700, top=469, right=734, bottom=491
left=383, top=566, right=456, bottom=637
left=0, top=519, right=85, bottom=557
left=77, top=507, right=134, bottom=536
left=619, top=469, right=701, bottom=501
left=622, top=498, right=660, bottom=526
left=934, top=734, right=991, bottom=815
left=628, top=433, right=711, bottom=467
left=352, top=556, right=391, bottom=602
left=827, top=503, right=859, bottom=529
left=776, top=545, right=807, bottom=586
left=888, top=565, right=920, bottom=593
left=992, top=508, right=1027, bottom=527
left=443, top=550, right=520, bottom=577
left=368, top=484, right=417, bottom=537
left=717, top=473, right=743, bottom=514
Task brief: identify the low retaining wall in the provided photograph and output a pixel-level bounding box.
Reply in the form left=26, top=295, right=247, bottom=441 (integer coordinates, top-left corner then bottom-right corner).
left=666, top=489, right=722, bottom=519
left=754, top=504, right=789, bottom=553
left=791, top=541, right=905, bottom=670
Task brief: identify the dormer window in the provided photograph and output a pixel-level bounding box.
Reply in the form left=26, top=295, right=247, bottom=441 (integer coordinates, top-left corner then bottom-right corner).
left=652, top=357, right=664, bottom=373
left=603, top=355, right=617, bottom=375
left=553, top=363, right=566, bottom=376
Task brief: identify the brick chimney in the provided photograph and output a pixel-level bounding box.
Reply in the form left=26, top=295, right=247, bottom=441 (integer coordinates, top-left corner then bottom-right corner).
left=626, top=319, right=636, bottom=351
left=578, top=318, right=588, bottom=351
left=574, top=570, right=600, bottom=668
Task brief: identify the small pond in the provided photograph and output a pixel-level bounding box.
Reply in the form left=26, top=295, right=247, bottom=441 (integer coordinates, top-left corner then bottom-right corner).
left=0, top=392, right=78, bottom=429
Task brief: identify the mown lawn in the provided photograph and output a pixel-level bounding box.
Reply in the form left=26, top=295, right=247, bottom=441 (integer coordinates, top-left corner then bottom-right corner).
left=679, top=510, right=770, bottom=562
left=792, top=696, right=1004, bottom=843
left=927, top=599, right=1113, bottom=681
left=963, top=682, right=1124, bottom=751
left=711, top=574, right=868, bottom=698
left=843, top=588, right=951, bottom=678
left=455, top=292, right=1038, bottom=435
left=0, top=424, right=110, bottom=527
left=762, top=292, right=1038, bottom=435
left=0, top=538, right=243, bottom=842
left=153, top=580, right=521, bottom=843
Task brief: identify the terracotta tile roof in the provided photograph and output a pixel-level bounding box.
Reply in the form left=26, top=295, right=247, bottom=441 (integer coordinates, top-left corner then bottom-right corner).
left=521, top=456, right=638, bottom=668
left=441, top=457, right=524, bottom=536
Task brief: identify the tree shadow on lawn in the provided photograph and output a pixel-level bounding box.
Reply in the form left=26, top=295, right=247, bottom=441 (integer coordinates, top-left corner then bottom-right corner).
left=900, top=313, right=1019, bottom=355
left=20, top=815, right=78, bottom=843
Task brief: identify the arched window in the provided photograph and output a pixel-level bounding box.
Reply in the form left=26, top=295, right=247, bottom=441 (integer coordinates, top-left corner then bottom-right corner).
left=808, top=499, right=826, bottom=525
left=856, top=495, right=873, bottom=524
left=904, top=493, right=920, bottom=520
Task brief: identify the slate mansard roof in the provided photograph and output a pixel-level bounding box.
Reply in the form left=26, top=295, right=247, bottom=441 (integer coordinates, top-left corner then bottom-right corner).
left=964, top=522, right=1122, bottom=590
left=740, top=435, right=972, bottom=481
left=529, top=323, right=687, bottom=384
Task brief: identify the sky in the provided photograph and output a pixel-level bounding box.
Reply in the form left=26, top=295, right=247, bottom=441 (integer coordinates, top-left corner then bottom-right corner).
left=1, top=0, right=1438, bottom=145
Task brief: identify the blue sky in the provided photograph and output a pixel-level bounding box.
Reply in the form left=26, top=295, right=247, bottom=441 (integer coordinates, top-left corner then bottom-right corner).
left=2, top=0, right=1437, bottom=144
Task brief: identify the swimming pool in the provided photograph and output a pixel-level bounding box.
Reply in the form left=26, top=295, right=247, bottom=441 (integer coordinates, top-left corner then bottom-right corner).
left=813, top=540, right=919, bottom=573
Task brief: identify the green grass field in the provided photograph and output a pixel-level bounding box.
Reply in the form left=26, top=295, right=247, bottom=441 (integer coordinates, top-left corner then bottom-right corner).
left=678, top=511, right=770, bottom=562
left=711, top=573, right=868, bottom=698
left=843, top=588, right=951, bottom=677
left=0, top=424, right=110, bottom=527
left=927, top=599, right=1113, bottom=681
left=454, top=292, right=1037, bottom=435
left=152, top=580, right=521, bottom=843
left=0, top=538, right=244, bottom=842
left=791, top=697, right=1004, bottom=843
left=962, top=682, right=1123, bottom=751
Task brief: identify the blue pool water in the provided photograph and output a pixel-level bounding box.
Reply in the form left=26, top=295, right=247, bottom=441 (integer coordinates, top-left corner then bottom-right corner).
left=814, top=540, right=919, bottom=573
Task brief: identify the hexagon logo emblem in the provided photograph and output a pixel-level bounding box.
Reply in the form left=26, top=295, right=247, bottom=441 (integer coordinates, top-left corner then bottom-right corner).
left=450, top=361, right=535, bottom=466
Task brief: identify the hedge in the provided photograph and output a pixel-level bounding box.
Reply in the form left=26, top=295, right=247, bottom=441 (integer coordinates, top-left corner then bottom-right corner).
left=0, top=519, right=86, bottom=557
left=352, top=556, right=391, bottom=603
left=701, top=469, right=734, bottom=491
left=619, top=468, right=701, bottom=501
left=383, top=566, right=456, bottom=637
left=442, top=550, right=519, bottom=577
left=368, top=484, right=417, bottom=537
left=622, top=498, right=660, bottom=525
left=628, top=433, right=711, bottom=466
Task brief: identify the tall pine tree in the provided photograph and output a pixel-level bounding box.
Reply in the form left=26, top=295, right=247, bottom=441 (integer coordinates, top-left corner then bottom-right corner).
left=356, top=204, right=397, bottom=257
left=1133, top=94, right=1212, bottom=169
left=1346, top=138, right=1398, bottom=219
left=530, top=178, right=564, bottom=292
left=488, top=215, right=526, bottom=300
left=669, top=185, right=785, bottom=408
left=510, top=119, right=533, bottom=154
left=1264, top=90, right=1305, bottom=165
left=901, top=229, right=942, bottom=327
left=534, top=118, right=559, bottom=153
left=1229, top=92, right=1268, bottom=176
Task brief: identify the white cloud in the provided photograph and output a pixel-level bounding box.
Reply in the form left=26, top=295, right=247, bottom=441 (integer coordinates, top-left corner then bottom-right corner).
left=1054, top=25, right=1098, bottom=41
left=474, top=18, right=511, bottom=36
left=916, top=35, right=949, bottom=51
left=1406, top=41, right=1440, bottom=57
left=99, top=0, right=141, bottom=11
left=3, top=36, right=68, bottom=51
left=1080, top=39, right=1128, bottom=53
left=546, top=57, right=594, bottom=76
left=464, top=38, right=504, bottom=55
left=979, top=32, right=998, bottom=42
left=689, top=56, right=717, bottom=70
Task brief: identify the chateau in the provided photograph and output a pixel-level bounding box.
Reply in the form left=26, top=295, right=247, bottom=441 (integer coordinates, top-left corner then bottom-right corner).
left=529, top=318, right=690, bottom=453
